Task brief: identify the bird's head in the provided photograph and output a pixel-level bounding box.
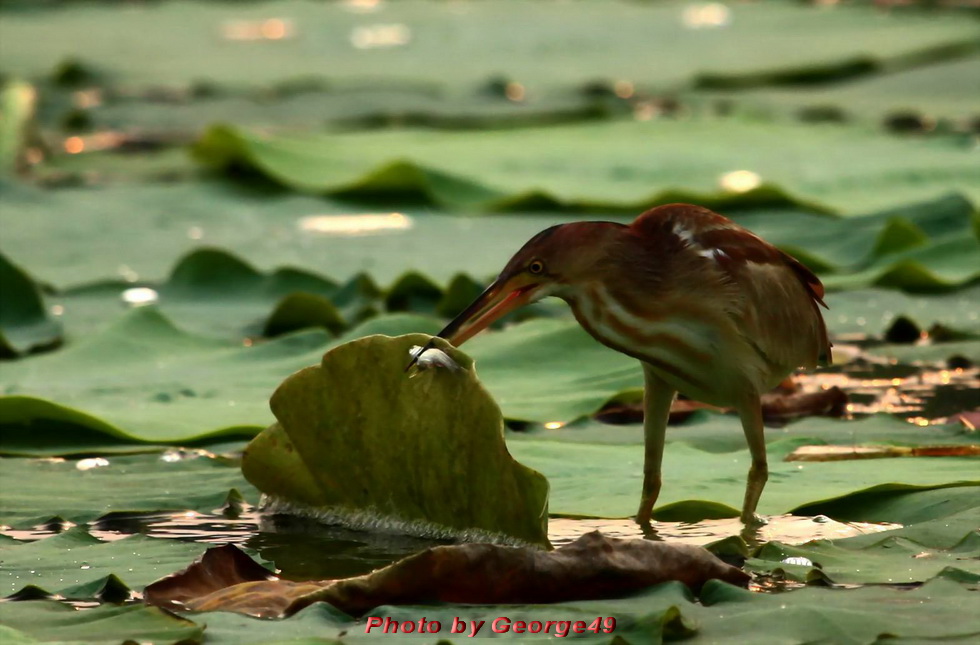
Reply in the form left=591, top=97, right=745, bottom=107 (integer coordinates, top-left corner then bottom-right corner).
left=421, top=221, right=623, bottom=353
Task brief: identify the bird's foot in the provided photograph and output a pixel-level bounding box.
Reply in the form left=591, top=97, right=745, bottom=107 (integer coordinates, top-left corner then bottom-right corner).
left=740, top=512, right=769, bottom=527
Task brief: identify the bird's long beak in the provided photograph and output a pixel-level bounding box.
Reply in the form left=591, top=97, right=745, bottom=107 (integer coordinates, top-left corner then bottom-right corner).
left=405, top=277, right=540, bottom=371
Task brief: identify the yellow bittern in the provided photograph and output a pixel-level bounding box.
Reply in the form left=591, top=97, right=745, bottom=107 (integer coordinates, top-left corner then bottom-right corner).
left=410, top=204, right=830, bottom=525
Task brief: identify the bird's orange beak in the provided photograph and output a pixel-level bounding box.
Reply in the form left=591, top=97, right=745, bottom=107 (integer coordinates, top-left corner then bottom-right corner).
left=406, top=276, right=541, bottom=372
left=439, top=277, right=541, bottom=346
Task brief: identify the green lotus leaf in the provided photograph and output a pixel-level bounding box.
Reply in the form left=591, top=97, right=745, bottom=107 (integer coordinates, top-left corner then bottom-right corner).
left=3, top=180, right=977, bottom=297
left=0, top=600, right=203, bottom=645
left=823, top=284, right=980, bottom=337
left=56, top=247, right=345, bottom=340
left=0, top=451, right=257, bottom=529
left=0, top=251, right=62, bottom=357
left=689, top=577, right=980, bottom=642
left=4, top=1, right=978, bottom=98
left=192, top=119, right=980, bottom=213
left=3, top=303, right=975, bottom=459
left=745, top=504, right=980, bottom=585
left=692, top=55, right=980, bottom=125
left=242, top=334, right=550, bottom=546
left=264, top=292, right=346, bottom=338
left=508, top=436, right=980, bottom=521
left=183, top=603, right=350, bottom=645
left=748, top=533, right=980, bottom=586
left=36, top=241, right=980, bottom=348
left=793, top=481, right=980, bottom=526
left=512, top=412, right=978, bottom=452
left=865, top=339, right=980, bottom=364
left=323, top=578, right=980, bottom=644
left=0, top=526, right=209, bottom=598
left=0, top=306, right=330, bottom=444
left=822, top=231, right=980, bottom=292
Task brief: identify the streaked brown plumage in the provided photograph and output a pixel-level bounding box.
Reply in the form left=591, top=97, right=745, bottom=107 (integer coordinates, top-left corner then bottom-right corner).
left=410, top=203, right=831, bottom=525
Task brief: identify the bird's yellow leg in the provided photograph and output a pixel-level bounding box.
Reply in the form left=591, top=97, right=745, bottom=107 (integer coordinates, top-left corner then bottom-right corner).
left=636, top=364, right=676, bottom=526
left=737, top=396, right=768, bottom=525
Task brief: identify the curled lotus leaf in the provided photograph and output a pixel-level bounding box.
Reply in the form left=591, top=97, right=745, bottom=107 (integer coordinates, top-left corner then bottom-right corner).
left=242, top=333, right=550, bottom=546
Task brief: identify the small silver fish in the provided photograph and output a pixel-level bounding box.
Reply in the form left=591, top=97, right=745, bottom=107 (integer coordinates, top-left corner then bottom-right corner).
left=407, top=345, right=462, bottom=376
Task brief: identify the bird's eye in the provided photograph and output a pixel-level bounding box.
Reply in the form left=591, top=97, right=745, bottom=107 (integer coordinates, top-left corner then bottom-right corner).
left=528, top=260, right=545, bottom=275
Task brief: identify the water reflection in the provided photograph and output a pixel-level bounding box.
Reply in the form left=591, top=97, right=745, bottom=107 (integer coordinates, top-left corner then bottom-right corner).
left=548, top=514, right=895, bottom=550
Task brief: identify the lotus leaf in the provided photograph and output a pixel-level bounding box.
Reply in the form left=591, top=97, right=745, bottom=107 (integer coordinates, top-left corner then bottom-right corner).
left=0, top=451, right=257, bottom=528
left=793, top=481, right=980, bottom=525
left=2, top=181, right=977, bottom=297
left=0, top=252, right=62, bottom=357
left=687, top=578, right=980, bottom=643
left=242, top=333, right=550, bottom=545
left=172, top=578, right=980, bottom=644
left=0, top=307, right=328, bottom=444
left=748, top=534, right=980, bottom=585
left=508, top=438, right=980, bottom=521
left=193, top=119, right=980, bottom=213
left=0, top=600, right=203, bottom=645
left=55, top=248, right=346, bottom=340
left=3, top=304, right=976, bottom=456
left=512, top=412, right=979, bottom=452
left=0, top=526, right=209, bottom=598
left=3, top=1, right=977, bottom=96
left=0, top=180, right=634, bottom=288
left=694, top=55, right=980, bottom=124
left=745, top=503, right=980, bottom=585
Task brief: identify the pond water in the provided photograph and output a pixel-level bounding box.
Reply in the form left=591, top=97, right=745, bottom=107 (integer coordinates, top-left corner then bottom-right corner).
left=4, top=507, right=896, bottom=587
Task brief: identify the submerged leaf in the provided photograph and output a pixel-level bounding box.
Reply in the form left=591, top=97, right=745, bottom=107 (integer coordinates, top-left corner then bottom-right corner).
left=242, top=334, right=550, bottom=545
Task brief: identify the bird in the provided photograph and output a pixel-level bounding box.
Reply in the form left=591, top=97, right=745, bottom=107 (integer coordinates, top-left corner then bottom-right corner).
left=408, top=203, right=831, bottom=526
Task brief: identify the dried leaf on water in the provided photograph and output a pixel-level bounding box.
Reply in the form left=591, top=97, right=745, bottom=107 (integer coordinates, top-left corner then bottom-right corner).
left=145, top=531, right=749, bottom=619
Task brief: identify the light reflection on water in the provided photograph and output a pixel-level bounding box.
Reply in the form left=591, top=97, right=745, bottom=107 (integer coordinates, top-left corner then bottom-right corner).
left=297, top=212, right=412, bottom=236
left=547, top=514, right=896, bottom=549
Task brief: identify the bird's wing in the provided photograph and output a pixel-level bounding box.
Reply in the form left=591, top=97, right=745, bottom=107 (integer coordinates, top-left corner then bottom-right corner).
left=693, top=221, right=831, bottom=370
left=632, top=204, right=831, bottom=370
